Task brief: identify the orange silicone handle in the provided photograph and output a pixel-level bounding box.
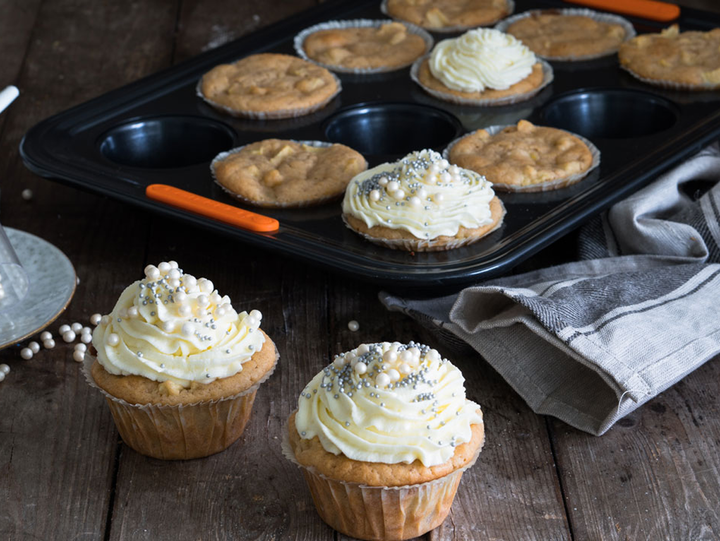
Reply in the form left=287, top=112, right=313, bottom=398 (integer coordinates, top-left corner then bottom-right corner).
left=564, top=0, right=680, bottom=21
left=146, top=184, right=279, bottom=233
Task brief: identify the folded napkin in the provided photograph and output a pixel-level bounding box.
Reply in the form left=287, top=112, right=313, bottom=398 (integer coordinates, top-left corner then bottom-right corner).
left=381, top=144, right=720, bottom=435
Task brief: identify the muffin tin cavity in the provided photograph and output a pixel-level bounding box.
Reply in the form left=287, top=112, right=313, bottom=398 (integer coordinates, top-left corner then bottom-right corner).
left=324, top=102, right=461, bottom=160
left=540, top=89, right=678, bottom=139
left=99, top=116, right=235, bottom=169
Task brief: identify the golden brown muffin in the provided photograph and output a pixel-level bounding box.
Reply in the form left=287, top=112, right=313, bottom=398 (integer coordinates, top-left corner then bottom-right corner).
left=506, top=12, right=627, bottom=59
left=386, top=0, right=510, bottom=30
left=619, top=25, right=720, bottom=88
left=449, top=120, right=595, bottom=192
left=199, top=53, right=340, bottom=118
left=302, top=22, right=428, bottom=71
left=213, top=139, right=367, bottom=208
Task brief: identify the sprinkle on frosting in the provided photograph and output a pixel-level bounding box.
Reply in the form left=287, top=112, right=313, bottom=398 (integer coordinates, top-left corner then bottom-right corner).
left=342, top=149, right=495, bottom=239
left=429, top=28, right=536, bottom=92
left=92, top=261, right=265, bottom=388
left=295, top=341, right=483, bottom=467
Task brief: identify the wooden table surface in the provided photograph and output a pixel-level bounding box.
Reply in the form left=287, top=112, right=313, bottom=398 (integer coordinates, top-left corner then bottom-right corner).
left=1, top=1, right=719, bottom=540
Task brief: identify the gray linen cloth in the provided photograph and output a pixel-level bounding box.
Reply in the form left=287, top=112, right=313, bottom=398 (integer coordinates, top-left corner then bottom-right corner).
left=381, top=144, right=720, bottom=435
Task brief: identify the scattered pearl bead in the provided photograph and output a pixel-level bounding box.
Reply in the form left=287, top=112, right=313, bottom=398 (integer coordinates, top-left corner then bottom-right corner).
left=399, top=362, right=412, bottom=375
left=376, top=373, right=391, bottom=387
left=333, top=357, right=346, bottom=368
left=183, top=275, right=197, bottom=289
left=62, top=331, right=76, bottom=343
left=174, top=290, right=187, bottom=303
left=428, top=349, right=440, bottom=361
left=434, top=193, right=444, bottom=204
left=71, top=322, right=83, bottom=333
left=181, top=323, right=193, bottom=337
left=90, top=314, right=102, bottom=326
left=73, top=350, right=85, bottom=363
left=383, top=350, right=397, bottom=363
left=347, top=320, right=359, bottom=332
left=0, top=372, right=5, bottom=382
left=439, top=159, right=449, bottom=169
left=408, top=347, right=421, bottom=359
left=28, top=341, right=40, bottom=354
left=440, top=172, right=451, bottom=183
left=379, top=177, right=388, bottom=186
left=107, top=334, right=119, bottom=346
left=74, top=343, right=87, bottom=352
left=400, top=350, right=414, bottom=363
left=196, top=294, right=209, bottom=308
left=43, top=339, right=56, bottom=349
left=169, top=278, right=180, bottom=288
left=101, top=315, right=111, bottom=326
left=409, top=196, right=421, bottom=208
left=126, top=307, right=138, bottom=318
left=162, top=321, right=174, bottom=333
left=21, top=348, right=33, bottom=360
left=169, top=260, right=178, bottom=269
left=178, top=305, right=191, bottom=317
left=21, top=188, right=33, bottom=200
left=158, top=262, right=171, bottom=273
left=357, top=344, right=369, bottom=355
left=369, top=189, right=380, bottom=202
left=0, top=364, right=9, bottom=374
left=246, top=316, right=258, bottom=327
left=392, top=189, right=405, bottom=200
left=387, top=368, right=400, bottom=382
left=417, top=187, right=428, bottom=199
left=210, top=292, right=222, bottom=305
left=59, top=324, right=71, bottom=334
left=40, top=331, right=52, bottom=341
left=250, top=310, right=262, bottom=321
left=81, top=333, right=92, bottom=344
left=144, top=265, right=160, bottom=280
left=168, top=268, right=180, bottom=280
left=199, top=279, right=213, bottom=294
left=387, top=181, right=399, bottom=192
left=82, top=327, right=91, bottom=334
left=216, top=306, right=227, bottom=317
left=354, top=362, right=367, bottom=374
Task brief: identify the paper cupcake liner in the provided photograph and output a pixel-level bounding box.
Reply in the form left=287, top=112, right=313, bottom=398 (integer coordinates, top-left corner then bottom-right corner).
left=281, top=416, right=482, bottom=540
left=495, top=8, right=636, bottom=61
left=381, top=0, right=515, bottom=34
left=619, top=64, right=720, bottom=92
left=196, top=72, right=342, bottom=120
left=341, top=201, right=506, bottom=252
left=443, top=124, right=601, bottom=193
left=83, top=343, right=279, bottom=460
left=211, top=140, right=362, bottom=209
left=411, top=57, right=553, bottom=107
left=294, top=19, right=434, bottom=74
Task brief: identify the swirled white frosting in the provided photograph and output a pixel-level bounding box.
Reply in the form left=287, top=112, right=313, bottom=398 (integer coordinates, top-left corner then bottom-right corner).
left=295, top=341, right=483, bottom=467
left=429, top=28, right=536, bottom=92
left=92, top=261, right=265, bottom=387
left=342, top=149, right=495, bottom=239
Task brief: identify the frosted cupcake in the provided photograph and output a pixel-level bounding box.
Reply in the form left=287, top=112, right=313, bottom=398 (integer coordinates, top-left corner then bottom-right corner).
left=87, top=261, right=277, bottom=460
left=342, top=149, right=505, bottom=251
left=285, top=341, right=485, bottom=541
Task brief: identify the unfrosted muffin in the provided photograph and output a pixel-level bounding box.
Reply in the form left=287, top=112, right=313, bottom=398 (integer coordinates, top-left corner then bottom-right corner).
left=285, top=341, right=485, bottom=540
left=213, top=139, right=367, bottom=208
left=342, top=149, right=504, bottom=252
left=87, top=261, right=277, bottom=460
left=414, top=28, right=547, bottom=105
left=448, top=120, right=596, bottom=192
left=619, top=25, right=720, bottom=89
left=199, top=53, right=340, bottom=119
left=385, top=0, right=510, bottom=30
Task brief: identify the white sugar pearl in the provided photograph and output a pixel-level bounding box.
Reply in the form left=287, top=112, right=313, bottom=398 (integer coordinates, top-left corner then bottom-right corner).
left=439, top=159, right=449, bottom=169
left=433, top=193, right=444, bottom=204
left=144, top=265, right=160, bottom=280
left=428, top=349, right=440, bottom=361
left=197, top=294, right=210, bottom=308
left=0, top=372, right=5, bottom=382
left=29, top=341, right=40, bottom=354
left=100, top=315, right=111, bottom=326
left=169, top=278, right=180, bottom=289
left=82, top=327, right=91, bottom=334
left=440, top=172, right=451, bottom=183
left=354, top=362, right=367, bottom=374
left=81, top=333, right=92, bottom=344
left=21, top=348, right=33, bottom=360
left=183, top=275, right=197, bottom=289
left=40, top=331, right=52, bottom=341
left=107, top=334, right=120, bottom=347
left=347, top=320, right=359, bottom=332
left=73, top=350, right=85, bottom=363
left=71, top=322, right=83, bottom=333
left=168, top=268, right=180, bottom=280
left=392, top=189, right=405, bottom=200
left=387, top=181, right=399, bottom=192
left=449, top=165, right=460, bottom=175
left=379, top=177, right=388, bottom=186
left=90, top=314, right=102, bottom=326
left=357, top=344, right=369, bottom=355
left=127, top=307, right=138, bottom=318
left=400, top=350, right=414, bottom=363
left=376, top=373, right=391, bottom=387
left=62, top=331, right=76, bottom=343
left=387, top=368, right=400, bottom=382
left=181, top=323, right=193, bottom=337
left=21, top=188, right=33, bottom=200
left=399, top=362, right=412, bottom=375
left=199, top=279, right=213, bottom=294
left=408, top=347, right=421, bottom=359
left=59, top=324, right=71, bottom=334
left=369, top=190, right=380, bottom=202
left=246, top=316, right=258, bottom=327
left=169, top=260, right=178, bottom=269
left=174, top=290, right=187, bottom=303
left=216, top=306, right=227, bottom=317
left=383, top=350, right=397, bottom=363
left=74, top=343, right=87, bottom=352
left=250, top=310, right=262, bottom=321
left=158, top=262, right=171, bottom=273
left=417, top=187, right=428, bottom=199
left=178, top=305, right=191, bottom=317
left=210, top=292, right=222, bottom=305
left=43, top=339, right=56, bottom=349
left=333, top=357, right=346, bottom=368
left=162, top=321, right=174, bottom=333
left=409, top=196, right=421, bottom=208
left=0, top=364, right=9, bottom=374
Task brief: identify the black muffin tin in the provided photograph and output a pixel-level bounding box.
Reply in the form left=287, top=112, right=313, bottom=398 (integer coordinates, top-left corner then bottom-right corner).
left=20, top=0, right=720, bottom=288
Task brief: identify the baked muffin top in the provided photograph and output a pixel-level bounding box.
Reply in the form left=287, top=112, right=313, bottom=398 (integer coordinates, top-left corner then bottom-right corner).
left=448, top=120, right=594, bottom=191
left=506, top=12, right=627, bottom=59
left=386, top=0, right=510, bottom=30
left=302, top=21, right=428, bottom=71
left=213, top=139, right=367, bottom=208
left=619, top=25, right=720, bottom=88
left=199, top=53, right=339, bottom=117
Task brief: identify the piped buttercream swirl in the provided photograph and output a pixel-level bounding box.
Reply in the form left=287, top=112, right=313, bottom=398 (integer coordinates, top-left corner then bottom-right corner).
left=92, top=262, right=265, bottom=387
left=430, top=28, right=536, bottom=92
left=295, top=341, right=483, bottom=467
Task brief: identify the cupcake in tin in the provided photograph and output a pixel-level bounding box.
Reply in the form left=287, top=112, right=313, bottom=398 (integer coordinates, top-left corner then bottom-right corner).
left=86, top=261, right=278, bottom=460
left=342, top=148, right=505, bottom=252
left=285, top=341, right=485, bottom=541
left=383, top=0, right=512, bottom=32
